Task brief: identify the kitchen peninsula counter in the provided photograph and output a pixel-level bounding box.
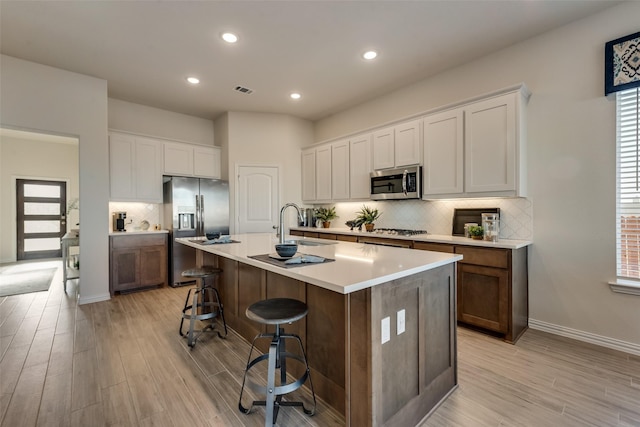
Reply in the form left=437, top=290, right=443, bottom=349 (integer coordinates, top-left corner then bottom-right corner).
left=177, top=233, right=460, bottom=426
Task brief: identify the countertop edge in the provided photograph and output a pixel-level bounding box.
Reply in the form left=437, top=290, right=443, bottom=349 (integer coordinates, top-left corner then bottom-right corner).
left=290, top=226, right=532, bottom=249
left=109, top=230, right=169, bottom=236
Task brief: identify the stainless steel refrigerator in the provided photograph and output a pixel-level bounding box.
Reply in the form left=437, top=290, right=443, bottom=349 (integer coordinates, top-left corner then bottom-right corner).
left=163, top=176, right=229, bottom=286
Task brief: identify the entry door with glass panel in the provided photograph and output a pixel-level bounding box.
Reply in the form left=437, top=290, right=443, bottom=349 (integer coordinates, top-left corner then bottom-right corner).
left=16, top=179, right=67, bottom=260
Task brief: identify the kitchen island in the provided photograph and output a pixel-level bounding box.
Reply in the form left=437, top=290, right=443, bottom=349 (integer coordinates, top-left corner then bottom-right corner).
left=177, top=233, right=462, bottom=427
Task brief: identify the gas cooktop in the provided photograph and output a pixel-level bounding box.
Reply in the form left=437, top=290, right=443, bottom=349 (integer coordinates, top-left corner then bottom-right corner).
left=373, top=228, right=428, bottom=236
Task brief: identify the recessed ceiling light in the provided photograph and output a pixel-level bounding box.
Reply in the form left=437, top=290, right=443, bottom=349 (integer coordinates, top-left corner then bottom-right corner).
left=290, top=93, right=301, bottom=100
left=222, top=32, right=238, bottom=43
left=186, top=77, right=200, bottom=85
left=363, top=50, right=378, bottom=60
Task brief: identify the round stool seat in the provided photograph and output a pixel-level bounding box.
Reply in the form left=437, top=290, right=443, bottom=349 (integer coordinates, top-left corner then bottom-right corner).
left=246, top=298, right=308, bottom=325
left=181, top=267, right=221, bottom=279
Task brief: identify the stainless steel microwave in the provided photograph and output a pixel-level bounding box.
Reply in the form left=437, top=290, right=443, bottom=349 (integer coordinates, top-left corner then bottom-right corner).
left=370, top=166, right=422, bottom=200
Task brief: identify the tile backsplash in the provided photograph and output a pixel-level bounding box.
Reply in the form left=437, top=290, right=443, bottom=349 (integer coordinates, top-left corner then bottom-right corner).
left=108, top=202, right=162, bottom=232
left=324, top=197, right=532, bottom=240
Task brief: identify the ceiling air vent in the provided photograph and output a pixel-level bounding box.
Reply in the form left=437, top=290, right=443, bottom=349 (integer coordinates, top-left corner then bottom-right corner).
left=234, top=85, right=254, bottom=95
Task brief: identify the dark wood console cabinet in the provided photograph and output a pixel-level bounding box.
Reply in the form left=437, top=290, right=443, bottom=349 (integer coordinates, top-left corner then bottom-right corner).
left=109, top=233, right=168, bottom=295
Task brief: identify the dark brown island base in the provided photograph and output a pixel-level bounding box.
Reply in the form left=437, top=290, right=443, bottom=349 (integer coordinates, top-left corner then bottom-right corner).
left=177, top=233, right=462, bottom=426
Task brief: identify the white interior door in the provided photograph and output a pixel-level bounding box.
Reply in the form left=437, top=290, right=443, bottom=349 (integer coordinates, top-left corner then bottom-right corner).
left=237, top=166, right=279, bottom=233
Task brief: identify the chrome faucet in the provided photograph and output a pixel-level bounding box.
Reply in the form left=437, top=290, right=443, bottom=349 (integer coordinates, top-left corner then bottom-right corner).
left=279, top=203, right=303, bottom=244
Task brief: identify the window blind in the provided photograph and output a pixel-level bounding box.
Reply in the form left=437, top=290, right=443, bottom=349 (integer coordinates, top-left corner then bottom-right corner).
left=617, top=87, right=640, bottom=279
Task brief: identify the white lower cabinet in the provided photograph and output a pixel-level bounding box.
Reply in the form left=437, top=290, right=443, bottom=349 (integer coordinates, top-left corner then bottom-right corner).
left=109, top=132, right=163, bottom=203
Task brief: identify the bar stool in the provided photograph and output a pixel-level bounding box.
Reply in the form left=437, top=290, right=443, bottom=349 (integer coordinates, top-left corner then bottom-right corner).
left=179, top=267, right=227, bottom=348
left=238, top=298, right=316, bottom=426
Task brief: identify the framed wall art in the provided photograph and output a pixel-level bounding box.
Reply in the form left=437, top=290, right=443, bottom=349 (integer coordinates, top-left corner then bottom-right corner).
left=605, top=31, right=640, bottom=96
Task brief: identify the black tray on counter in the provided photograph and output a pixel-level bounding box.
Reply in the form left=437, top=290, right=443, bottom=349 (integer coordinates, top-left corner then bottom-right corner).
left=249, top=253, right=335, bottom=269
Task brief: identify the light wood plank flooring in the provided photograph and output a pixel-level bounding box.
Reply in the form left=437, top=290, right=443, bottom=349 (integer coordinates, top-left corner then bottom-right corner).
left=1, top=262, right=639, bottom=426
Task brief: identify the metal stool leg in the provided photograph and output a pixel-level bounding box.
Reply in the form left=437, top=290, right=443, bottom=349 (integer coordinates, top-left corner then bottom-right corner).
left=265, top=334, right=279, bottom=427
left=210, top=287, right=228, bottom=338
left=179, top=287, right=195, bottom=337
left=187, top=289, right=200, bottom=347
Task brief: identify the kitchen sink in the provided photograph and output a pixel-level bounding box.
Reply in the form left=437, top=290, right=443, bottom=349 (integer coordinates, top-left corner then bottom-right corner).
left=285, top=239, right=337, bottom=246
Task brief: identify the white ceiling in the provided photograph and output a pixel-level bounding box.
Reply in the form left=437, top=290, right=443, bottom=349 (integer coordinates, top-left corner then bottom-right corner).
left=0, top=1, right=620, bottom=122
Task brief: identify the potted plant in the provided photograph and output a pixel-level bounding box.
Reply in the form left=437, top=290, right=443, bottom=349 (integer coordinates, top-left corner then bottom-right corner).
left=315, top=206, right=337, bottom=228
left=468, top=225, right=484, bottom=240
left=356, top=205, right=381, bottom=232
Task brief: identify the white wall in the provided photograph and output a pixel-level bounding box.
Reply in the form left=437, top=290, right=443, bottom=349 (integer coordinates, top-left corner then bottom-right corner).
left=108, top=98, right=214, bottom=146
left=314, top=2, right=640, bottom=347
left=222, top=112, right=313, bottom=233
left=0, top=135, right=79, bottom=263
left=0, top=54, right=109, bottom=304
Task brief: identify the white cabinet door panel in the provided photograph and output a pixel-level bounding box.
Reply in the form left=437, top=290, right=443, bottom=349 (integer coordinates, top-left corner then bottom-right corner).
left=164, top=142, right=193, bottom=176
left=109, top=133, right=135, bottom=200
left=301, top=149, right=316, bottom=201
left=331, top=140, right=350, bottom=200
left=349, top=134, right=371, bottom=199
left=423, top=110, right=464, bottom=195
left=193, top=146, right=220, bottom=178
left=394, top=119, right=421, bottom=167
left=316, top=145, right=332, bottom=201
left=134, top=137, right=163, bottom=202
left=372, top=127, right=395, bottom=170
left=464, top=94, right=516, bottom=193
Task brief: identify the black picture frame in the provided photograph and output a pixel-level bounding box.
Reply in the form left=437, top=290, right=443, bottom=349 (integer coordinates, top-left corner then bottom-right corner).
left=605, top=31, right=640, bottom=96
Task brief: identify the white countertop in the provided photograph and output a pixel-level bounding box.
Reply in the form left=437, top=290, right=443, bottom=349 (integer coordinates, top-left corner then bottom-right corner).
left=176, top=233, right=461, bottom=294
left=109, top=230, right=169, bottom=236
left=291, top=226, right=532, bottom=250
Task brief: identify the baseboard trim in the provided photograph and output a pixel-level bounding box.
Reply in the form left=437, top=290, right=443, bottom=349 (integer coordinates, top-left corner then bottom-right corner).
left=529, top=318, right=640, bottom=357
left=78, top=293, right=111, bottom=305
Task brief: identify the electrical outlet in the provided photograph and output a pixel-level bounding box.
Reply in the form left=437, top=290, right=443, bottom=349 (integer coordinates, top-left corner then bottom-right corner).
left=397, top=309, right=406, bottom=335
left=381, top=316, right=390, bottom=344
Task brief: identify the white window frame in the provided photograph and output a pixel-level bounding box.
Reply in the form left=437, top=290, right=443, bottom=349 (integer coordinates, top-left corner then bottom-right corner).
left=610, top=87, right=640, bottom=295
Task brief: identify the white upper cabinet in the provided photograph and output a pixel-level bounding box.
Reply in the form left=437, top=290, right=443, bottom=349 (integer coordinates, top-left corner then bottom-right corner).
left=464, top=93, right=517, bottom=194
left=349, top=133, right=372, bottom=199
left=372, top=120, right=422, bottom=170
left=164, top=142, right=221, bottom=179
left=316, top=144, right=332, bottom=201
left=163, top=141, right=193, bottom=176
left=372, top=127, right=395, bottom=170
left=134, top=137, right=164, bottom=201
left=302, top=133, right=371, bottom=202
left=301, top=148, right=317, bottom=202
left=423, top=109, right=464, bottom=196
left=194, top=145, right=221, bottom=179
left=422, top=86, right=528, bottom=199
left=331, top=139, right=350, bottom=201
left=109, top=132, right=163, bottom=203
left=394, top=119, right=422, bottom=167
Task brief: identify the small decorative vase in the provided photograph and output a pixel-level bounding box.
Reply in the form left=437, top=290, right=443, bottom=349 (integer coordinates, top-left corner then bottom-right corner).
left=365, top=223, right=375, bottom=232
left=322, top=221, right=331, bottom=228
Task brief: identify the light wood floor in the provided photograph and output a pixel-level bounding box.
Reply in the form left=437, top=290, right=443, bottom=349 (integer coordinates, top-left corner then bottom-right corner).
left=1, top=262, right=640, bottom=427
